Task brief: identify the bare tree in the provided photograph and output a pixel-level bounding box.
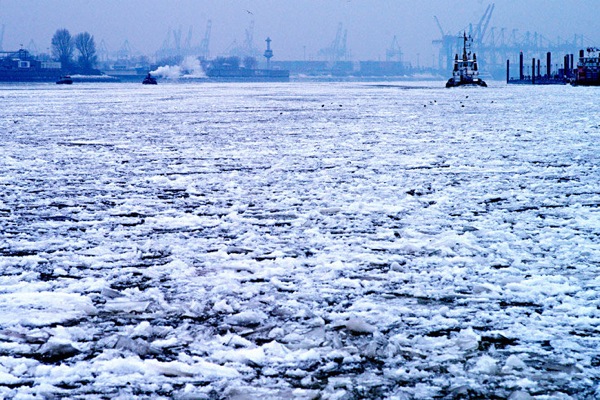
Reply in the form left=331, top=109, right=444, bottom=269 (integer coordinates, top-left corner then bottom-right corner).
left=51, top=29, right=74, bottom=69
left=74, top=32, right=97, bottom=71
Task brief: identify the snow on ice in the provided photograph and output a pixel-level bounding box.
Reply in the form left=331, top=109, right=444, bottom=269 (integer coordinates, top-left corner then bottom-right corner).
left=0, top=81, right=599, bottom=399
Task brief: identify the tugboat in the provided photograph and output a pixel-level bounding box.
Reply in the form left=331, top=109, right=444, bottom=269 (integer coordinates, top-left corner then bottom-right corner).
left=56, top=75, right=73, bottom=84
left=142, top=73, right=157, bottom=85
left=446, top=33, right=487, bottom=88
left=573, top=48, right=600, bottom=86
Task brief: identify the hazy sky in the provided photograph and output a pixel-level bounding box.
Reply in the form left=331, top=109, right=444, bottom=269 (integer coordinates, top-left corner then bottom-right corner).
left=1, top=0, right=599, bottom=65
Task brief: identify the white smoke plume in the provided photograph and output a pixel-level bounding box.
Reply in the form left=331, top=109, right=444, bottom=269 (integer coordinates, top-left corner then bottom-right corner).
left=150, top=65, right=182, bottom=79
left=151, top=56, right=206, bottom=79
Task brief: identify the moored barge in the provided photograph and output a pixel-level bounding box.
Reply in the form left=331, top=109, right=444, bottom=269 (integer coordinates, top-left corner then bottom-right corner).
left=573, top=47, right=600, bottom=86
left=0, top=49, right=62, bottom=82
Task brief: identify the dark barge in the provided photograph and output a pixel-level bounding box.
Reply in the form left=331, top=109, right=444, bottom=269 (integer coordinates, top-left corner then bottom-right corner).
left=0, top=49, right=62, bottom=82
left=507, top=47, right=600, bottom=86
left=506, top=51, right=569, bottom=85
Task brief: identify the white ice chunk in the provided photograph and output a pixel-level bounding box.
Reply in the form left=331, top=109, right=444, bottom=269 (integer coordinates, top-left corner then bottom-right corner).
left=94, top=356, right=240, bottom=379
left=150, top=337, right=178, bottom=348
left=346, top=317, right=377, bottom=334
left=0, top=370, right=19, bottom=385
left=454, top=328, right=480, bottom=351
left=0, top=292, right=96, bottom=327
left=213, top=299, right=234, bottom=313
left=503, top=354, right=527, bottom=372
left=225, top=310, right=267, bottom=326
left=508, top=391, right=534, bottom=400
left=132, top=321, right=152, bottom=338
left=104, top=299, right=150, bottom=313
left=471, top=355, right=498, bottom=374
left=212, top=347, right=266, bottom=366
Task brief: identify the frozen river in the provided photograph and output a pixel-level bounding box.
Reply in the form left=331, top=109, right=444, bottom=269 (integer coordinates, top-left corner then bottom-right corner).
left=1, top=81, right=599, bottom=399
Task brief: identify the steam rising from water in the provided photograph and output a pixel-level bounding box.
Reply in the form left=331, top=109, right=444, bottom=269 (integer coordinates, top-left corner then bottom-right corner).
left=151, top=56, right=206, bottom=79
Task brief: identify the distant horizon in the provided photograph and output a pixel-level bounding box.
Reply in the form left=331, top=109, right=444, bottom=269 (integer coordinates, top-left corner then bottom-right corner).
left=1, top=0, right=598, bottom=67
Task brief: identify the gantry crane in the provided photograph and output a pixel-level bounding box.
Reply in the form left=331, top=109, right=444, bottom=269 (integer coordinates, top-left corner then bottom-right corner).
left=199, top=20, right=211, bottom=60
left=386, top=35, right=403, bottom=62
left=318, top=23, right=349, bottom=63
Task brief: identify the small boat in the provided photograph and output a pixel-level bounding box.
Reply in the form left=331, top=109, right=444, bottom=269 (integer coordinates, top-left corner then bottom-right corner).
left=142, top=73, right=157, bottom=85
left=56, top=75, right=73, bottom=85
left=446, top=33, right=487, bottom=88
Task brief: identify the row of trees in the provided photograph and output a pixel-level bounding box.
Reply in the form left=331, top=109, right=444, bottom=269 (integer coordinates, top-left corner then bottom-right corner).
left=51, top=29, right=98, bottom=72
left=49, top=29, right=259, bottom=73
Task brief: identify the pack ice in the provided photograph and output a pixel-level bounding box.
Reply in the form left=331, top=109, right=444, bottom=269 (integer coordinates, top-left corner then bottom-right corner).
left=0, top=81, right=599, bottom=399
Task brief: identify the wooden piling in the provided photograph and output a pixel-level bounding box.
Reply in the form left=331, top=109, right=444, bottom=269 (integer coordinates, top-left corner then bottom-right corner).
left=519, top=52, right=524, bottom=80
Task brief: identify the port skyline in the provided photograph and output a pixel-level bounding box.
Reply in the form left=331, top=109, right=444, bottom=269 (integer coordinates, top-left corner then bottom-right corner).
left=1, top=0, right=598, bottom=68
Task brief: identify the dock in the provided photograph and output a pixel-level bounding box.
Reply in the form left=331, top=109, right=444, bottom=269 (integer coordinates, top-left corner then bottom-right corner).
left=506, top=51, right=569, bottom=85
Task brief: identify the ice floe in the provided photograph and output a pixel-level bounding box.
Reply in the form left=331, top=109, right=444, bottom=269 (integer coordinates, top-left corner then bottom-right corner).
left=0, top=81, right=599, bottom=398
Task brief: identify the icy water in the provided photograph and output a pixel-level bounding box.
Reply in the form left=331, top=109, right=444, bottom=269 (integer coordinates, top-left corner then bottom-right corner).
left=1, top=81, right=599, bottom=399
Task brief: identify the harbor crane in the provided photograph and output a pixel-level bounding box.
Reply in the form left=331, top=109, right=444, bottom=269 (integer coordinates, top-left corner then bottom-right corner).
left=117, top=40, right=132, bottom=60
left=432, top=16, right=455, bottom=71
left=97, top=39, right=109, bottom=62
left=433, top=2, right=586, bottom=78
left=199, top=20, right=211, bottom=60
left=227, top=21, right=260, bottom=58
left=173, top=27, right=182, bottom=53
left=386, top=35, right=403, bottom=62
left=157, top=25, right=204, bottom=60
left=471, top=3, right=494, bottom=45
left=184, top=27, right=193, bottom=50
left=244, top=21, right=254, bottom=52
left=318, top=23, right=349, bottom=63
left=157, top=27, right=175, bottom=59
left=27, top=39, right=37, bottom=55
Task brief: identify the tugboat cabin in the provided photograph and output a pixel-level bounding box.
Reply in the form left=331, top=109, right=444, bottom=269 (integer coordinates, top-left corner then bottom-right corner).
left=446, top=33, right=487, bottom=88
